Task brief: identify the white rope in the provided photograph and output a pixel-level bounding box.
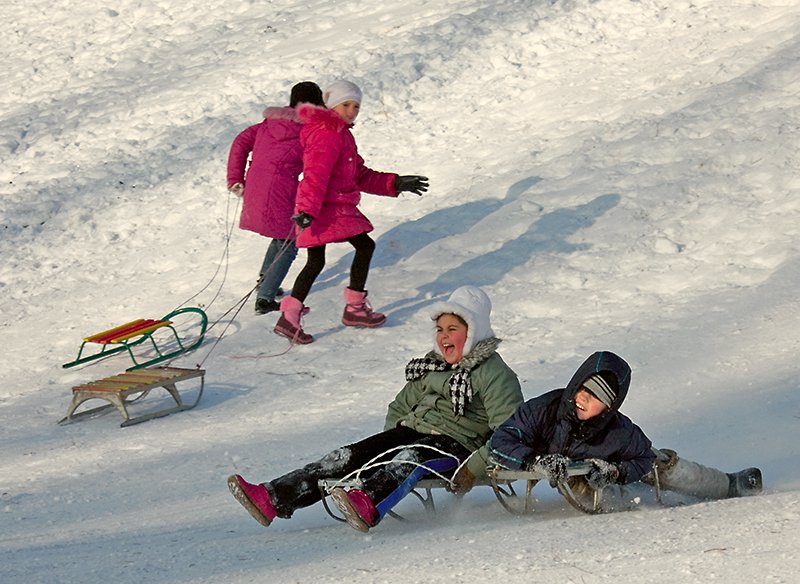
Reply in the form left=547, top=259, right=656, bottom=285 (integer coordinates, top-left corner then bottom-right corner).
left=322, top=443, right=468, bottom=494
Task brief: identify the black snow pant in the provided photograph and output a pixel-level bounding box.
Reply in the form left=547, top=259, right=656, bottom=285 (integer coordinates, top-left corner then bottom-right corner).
left=290, top=232, right=376, bottom=302
left=267, top=426, right=470, bottom=519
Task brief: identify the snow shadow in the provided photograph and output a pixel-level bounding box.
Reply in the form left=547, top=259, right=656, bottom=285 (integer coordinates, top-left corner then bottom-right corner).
left=380, top=191, right=621, bottom=324
left=311, top=175, right=545, bottom=292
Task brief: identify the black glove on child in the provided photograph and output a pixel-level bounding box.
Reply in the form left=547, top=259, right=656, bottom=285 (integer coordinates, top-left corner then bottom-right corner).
left=394, top=175, right=429, bottom=196
left=585, top=459, right=620, bottom=490
left=526, top=453, right=571, bottom=487
left=292, top=212, right=313, bottom=229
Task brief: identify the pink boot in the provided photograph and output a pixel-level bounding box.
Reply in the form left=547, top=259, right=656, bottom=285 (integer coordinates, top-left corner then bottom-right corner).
left=274, top=296, right=313, bottom=344
left=227, top=474, right=277, bottom=527
left=330, top=487, right=379, bottom=532
left=342, top=288, right=386, bottom=328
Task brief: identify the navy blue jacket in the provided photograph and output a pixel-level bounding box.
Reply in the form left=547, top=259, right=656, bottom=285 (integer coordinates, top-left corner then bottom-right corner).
left=489, top=351, right=655, bottom=484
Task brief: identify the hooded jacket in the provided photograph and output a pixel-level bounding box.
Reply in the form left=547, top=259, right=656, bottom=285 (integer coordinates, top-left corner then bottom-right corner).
left=293, top=104, right=398, bottom=248
left=489, top=351, right=655, bottom=484
left=384, top=287, right=524, bottom=478
left=227, top=106, right=305, bottom=239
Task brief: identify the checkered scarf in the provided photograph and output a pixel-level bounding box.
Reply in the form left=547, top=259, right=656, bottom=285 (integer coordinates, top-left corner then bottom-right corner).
left=404, top=337, right=502, bottom=416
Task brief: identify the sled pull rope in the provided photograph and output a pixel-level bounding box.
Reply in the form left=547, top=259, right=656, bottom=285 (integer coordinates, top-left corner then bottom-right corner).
left=192, top=283, right=256, bottom=369
left=169, top=193, right=239, bottom=314
left=192, top=232, right=299, bottom=367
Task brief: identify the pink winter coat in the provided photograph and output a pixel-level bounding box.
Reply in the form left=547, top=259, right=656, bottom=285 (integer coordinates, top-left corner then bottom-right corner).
left=293, top=104, right=398, bottom=248
left=226, top=106, right=305, bottom=239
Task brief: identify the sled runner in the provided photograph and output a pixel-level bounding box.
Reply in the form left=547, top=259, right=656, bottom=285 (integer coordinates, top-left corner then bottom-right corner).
left=62, top=307, right=208, bottom=371
left=58, top=366, right=205, bottom=427
left=318, top=461, right=596, bottom=523
left=319, top=476, right=516, bottom=521
left=318, top=476, right=517, bottom=523
left=486, top=462, right=601, bottom=514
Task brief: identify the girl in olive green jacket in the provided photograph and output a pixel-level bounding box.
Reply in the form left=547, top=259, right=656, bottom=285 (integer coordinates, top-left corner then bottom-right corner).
left=228, top=285, right=524, bottom=532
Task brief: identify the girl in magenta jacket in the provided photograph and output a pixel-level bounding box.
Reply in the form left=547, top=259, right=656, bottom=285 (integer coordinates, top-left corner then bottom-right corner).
left=274, top=80, right=429, bottom=344
left=226, top=82, right=324, bottom=314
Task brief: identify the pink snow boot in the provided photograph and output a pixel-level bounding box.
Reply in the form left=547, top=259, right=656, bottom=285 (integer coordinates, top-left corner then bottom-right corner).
left=227, top=474, right=277, bottom=527
left=274, top=296, right=313, bottom=344
left=330, top=487, right=379, bottom=532
left=342, top=288, right=386, bottom=328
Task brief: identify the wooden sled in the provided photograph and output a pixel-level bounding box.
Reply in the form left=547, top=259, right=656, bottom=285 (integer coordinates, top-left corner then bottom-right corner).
left=58, top=366, right=205, bottom=427
left=62, top=307, right=208, bottom=371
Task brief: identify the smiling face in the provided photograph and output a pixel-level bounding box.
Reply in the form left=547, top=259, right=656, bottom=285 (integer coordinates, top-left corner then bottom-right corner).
left=332, top=100, right=360, bottom=124
left=435, top=313, right=468, bottom=365
left=574, top=388, right=609, bottom=421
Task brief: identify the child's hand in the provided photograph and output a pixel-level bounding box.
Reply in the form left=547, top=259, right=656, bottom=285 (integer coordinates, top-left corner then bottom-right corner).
left=585, top=459, right=620, bottom=490
left=292, top=212, right=313, bottom=229
left=394, top=175, right=429, bottom=196
left=527, top=453, right=570, bottom=487
left=228, top=182, right=244, bottom=197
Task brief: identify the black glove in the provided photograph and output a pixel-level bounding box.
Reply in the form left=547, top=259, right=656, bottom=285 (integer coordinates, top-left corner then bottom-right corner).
left=292, top=212, right=313, bottom=229
left=394, top=175, right=429, bottom=196
left=586, top=459, right=620, bottom=490
left=526, top=453, right=570, bottom=487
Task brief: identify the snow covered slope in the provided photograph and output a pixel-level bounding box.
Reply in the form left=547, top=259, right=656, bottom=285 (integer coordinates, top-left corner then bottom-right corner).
left=2, top=1, right=799, bottom=582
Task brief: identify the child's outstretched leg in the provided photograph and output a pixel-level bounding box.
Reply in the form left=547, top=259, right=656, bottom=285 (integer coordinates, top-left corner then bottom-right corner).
left=342, top=233, right=385, bottom=327
left=645, top=448, right=762, bottom=499
left=228, top=427, right=430, bottom=528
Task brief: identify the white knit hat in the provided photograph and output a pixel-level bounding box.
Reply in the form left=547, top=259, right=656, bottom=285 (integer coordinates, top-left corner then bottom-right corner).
left=429, top=285, right=494, bottom=357
left=323, top=80, right=362, bottom=109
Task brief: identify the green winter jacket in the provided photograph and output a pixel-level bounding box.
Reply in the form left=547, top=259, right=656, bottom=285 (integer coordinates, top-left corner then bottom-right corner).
left=384, top=346, right=523, bottom=478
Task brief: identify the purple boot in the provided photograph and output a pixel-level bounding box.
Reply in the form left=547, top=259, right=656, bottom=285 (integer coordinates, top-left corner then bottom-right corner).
left=274, top=296, right=313, bottom=344
left=342, top=288, right=386, bottom=328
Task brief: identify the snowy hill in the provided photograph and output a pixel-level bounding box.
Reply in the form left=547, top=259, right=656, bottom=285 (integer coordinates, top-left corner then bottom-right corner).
left=2, top=1, right=799, bottom=582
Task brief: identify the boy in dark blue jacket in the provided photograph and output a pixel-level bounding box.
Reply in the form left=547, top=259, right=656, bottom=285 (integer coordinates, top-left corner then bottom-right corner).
left=489, top=351, right=761, bottom=505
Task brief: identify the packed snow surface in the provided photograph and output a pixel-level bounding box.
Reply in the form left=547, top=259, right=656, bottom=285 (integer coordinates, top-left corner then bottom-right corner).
left=2, top=1, right=799, bottom=582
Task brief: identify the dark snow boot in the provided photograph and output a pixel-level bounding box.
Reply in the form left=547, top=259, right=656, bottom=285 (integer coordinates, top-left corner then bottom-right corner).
left=255, top=298, right=280, bottom=315
left=727, top=467, right=762, bottom=497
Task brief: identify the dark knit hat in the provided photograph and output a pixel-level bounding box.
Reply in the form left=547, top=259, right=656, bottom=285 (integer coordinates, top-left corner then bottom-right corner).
left=582, top=373, right=618, bottom=408
left=290, top=81, right=324, bottom=107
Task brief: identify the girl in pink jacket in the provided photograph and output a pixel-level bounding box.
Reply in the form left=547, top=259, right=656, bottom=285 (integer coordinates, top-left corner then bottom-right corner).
left=274, top=80, right=429, bottom=344
left=226, top=82, right=324, bottom=314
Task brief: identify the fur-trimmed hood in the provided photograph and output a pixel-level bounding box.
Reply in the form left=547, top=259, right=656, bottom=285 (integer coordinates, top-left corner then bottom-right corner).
left=428, top=286, right=495, bottom=358
left=296, top=103, right=350, bottom=131
left=262, top=105, right=303, bottom=122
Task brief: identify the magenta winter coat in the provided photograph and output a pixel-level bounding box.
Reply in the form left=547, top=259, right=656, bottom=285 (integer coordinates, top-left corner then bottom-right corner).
left=226, top=106, right=305, bottom=239
left=293, top=104, right=398, bottom=248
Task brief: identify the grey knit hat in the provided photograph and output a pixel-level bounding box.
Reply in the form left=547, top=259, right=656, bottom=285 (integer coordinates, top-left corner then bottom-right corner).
left=582, top=373, right=617, bottom=408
